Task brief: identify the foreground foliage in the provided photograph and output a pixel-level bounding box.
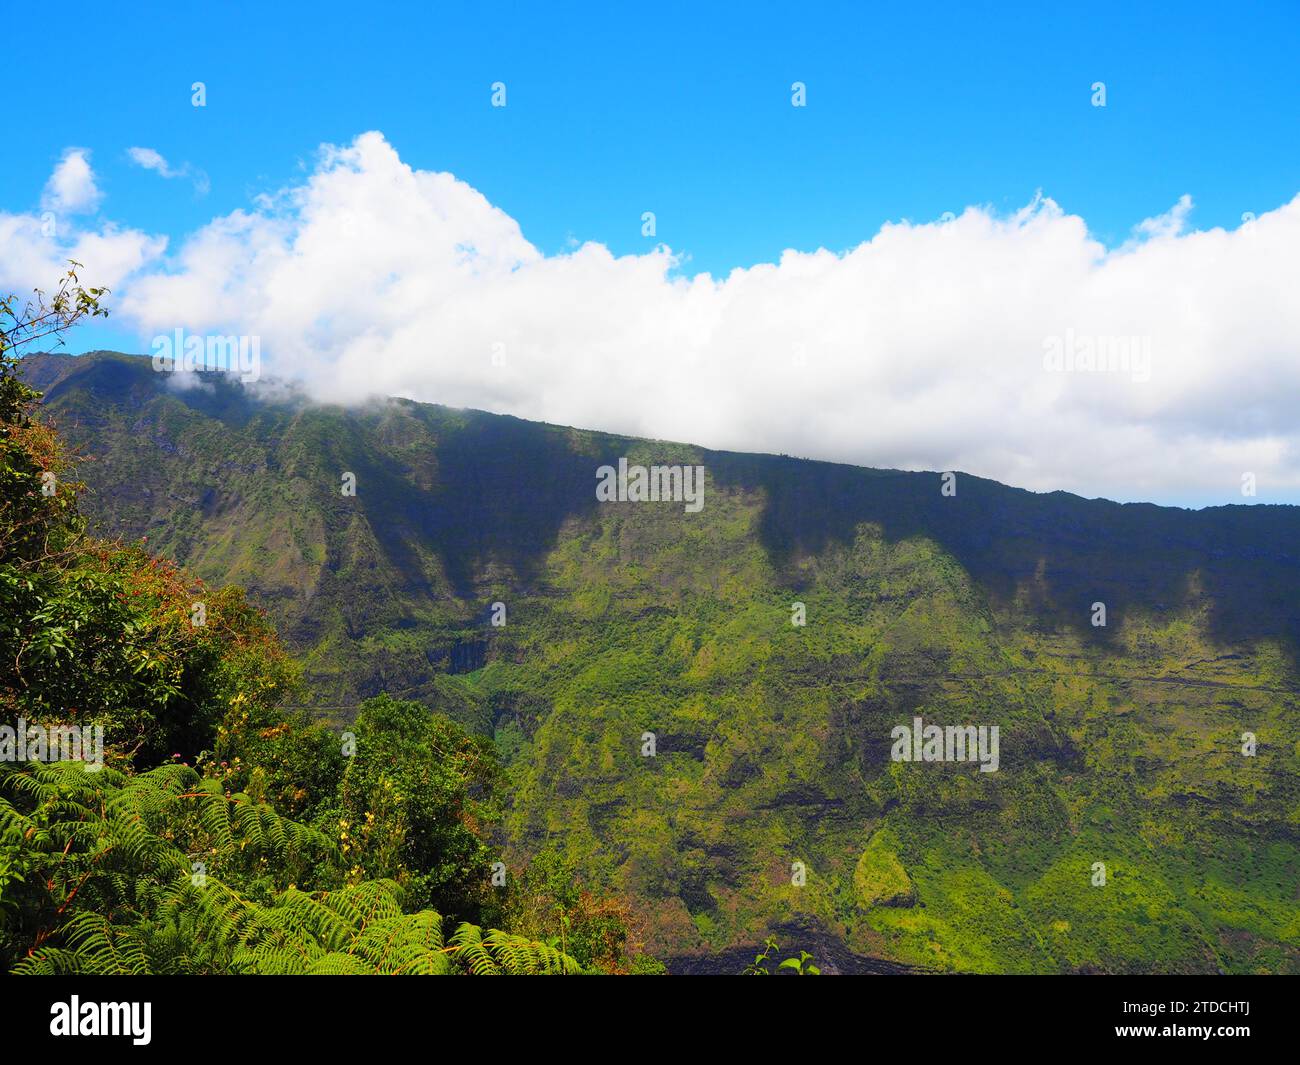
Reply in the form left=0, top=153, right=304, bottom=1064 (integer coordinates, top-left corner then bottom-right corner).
left=2, top=762, right=576, bottom=974
left=1, top=323, right=647, bottom=975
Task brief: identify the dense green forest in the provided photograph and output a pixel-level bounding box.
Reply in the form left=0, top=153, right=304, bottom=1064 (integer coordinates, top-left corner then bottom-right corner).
left=6, top=313, right=1300, bottom=973
left=1, top=286, right=668, bottom=975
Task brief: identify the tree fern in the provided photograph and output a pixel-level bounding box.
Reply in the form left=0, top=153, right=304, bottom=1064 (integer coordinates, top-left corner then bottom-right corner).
left=5, top=763, right=580, bottom=975
left=448, top=922, right=582, bottom=975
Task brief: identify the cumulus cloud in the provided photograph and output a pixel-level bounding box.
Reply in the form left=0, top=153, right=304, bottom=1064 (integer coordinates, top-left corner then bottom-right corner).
left=2, top=150, right=164, bottom=300
left=126, top=147, right=210, bottom=196
left=114, top=131, right=1300, bottom=504
left=41, top=148, right=102, bottom=214
left=14, top=132, right=1300, bottom=504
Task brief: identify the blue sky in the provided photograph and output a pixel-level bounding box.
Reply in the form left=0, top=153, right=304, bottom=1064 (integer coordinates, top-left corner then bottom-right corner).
left=10, top=0, right=1299, bottom=290
left=4, top=0, right=1300, bottom=505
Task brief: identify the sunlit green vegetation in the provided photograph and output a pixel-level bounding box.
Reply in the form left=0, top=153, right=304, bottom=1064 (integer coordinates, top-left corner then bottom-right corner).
left=16, top=346, right=1300, bottom=973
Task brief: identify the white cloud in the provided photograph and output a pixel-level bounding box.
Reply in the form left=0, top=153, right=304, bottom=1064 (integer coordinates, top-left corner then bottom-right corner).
left=18, top=131, right=1300, bottom=504
left=0, top=214, right=165, bottom=303
left=41, top=148, right=102, bottom=214
left=1128, top=193, right=1194, bottom=244
left=126, top=147, right=209, bottom=196
left=2, top=149, right=165, bottom=333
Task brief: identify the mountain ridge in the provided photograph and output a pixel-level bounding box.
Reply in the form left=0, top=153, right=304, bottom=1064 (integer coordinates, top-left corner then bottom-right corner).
left=28, top=348, right=1289, bottom=513
left=19, top=349, right=1300, bottom=971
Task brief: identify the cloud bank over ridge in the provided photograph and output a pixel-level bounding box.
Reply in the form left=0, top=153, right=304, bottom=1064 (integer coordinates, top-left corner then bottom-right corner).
left=4, top=131, right=1299, bottom=504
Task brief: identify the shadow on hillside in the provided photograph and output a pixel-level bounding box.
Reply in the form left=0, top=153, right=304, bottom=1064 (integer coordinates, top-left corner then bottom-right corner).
left=708, top=451, right=1300, bottom=671
left=25, top=353, right=1300, bottom=672
left=337, top=406, right=615, bottom=597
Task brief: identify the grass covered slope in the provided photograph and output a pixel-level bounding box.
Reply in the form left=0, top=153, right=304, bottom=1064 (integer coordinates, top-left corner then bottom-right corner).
left=24, top=351, right=1300, bottom=972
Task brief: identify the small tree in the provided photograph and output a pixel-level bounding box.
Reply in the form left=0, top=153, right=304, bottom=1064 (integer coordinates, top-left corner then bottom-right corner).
left=0, top=262, right=107, bottom=567
left=741, top=936, right=821, bottom=975
left=0, top=260, right=109, bottom=361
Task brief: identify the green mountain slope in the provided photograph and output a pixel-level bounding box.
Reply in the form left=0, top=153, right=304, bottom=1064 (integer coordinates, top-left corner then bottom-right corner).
left=21, top=351, right=1300, bottom=971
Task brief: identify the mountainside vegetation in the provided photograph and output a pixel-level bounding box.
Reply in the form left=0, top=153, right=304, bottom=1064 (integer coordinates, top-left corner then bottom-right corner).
left=2, top=331, right=653, bottom=975
left=13, top=349, right=1300, bottom=973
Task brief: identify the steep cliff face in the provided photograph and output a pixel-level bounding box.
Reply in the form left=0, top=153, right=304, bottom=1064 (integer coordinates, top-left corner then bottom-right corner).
left=24, top=350, right=1300, bottom=972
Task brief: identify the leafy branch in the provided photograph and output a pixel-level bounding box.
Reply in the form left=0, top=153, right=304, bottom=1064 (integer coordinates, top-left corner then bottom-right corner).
left=0, top=261, right=109, bottom=360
